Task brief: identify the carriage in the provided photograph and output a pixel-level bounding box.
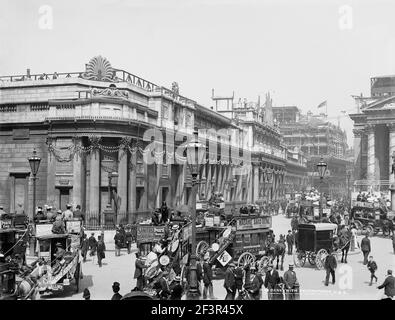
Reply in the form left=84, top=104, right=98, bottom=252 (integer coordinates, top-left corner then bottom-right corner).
left=350, top=201, right=393, bottom=236
left=194, top=212, right=273, bottom=274
left=293, top=223, right=338, bottom=270
left=0, top=226, right=36, bottom=300
left=298, top=200, right=331, bottom=223
left=33, top=219, right=82, bottom=296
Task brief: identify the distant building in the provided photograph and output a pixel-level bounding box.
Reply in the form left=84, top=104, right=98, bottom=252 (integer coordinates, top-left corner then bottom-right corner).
left=350, top=75, right=395, bottom=192
left=273, top=106, right=352, bottom=198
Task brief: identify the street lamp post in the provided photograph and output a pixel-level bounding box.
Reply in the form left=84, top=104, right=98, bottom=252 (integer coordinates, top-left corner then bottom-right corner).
left=28, top=149, right=41, bottom=219
left=186, top=129, right=206, bottom=300
left=346, top=170, right=351, bottom=209
left=316, top=157, right=327, bottom=221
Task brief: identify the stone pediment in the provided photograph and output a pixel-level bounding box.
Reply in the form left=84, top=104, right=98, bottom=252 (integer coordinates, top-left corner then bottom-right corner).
left=362, top=95, right=395, bottom=111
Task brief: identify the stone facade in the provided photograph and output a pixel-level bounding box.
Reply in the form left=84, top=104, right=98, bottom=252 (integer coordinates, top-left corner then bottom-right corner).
left=0, top=56, right=303, bottom=223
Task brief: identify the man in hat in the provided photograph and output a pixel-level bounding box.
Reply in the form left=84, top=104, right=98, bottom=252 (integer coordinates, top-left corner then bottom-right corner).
left=203, top=255, right=215, bottom=299
left=81, top=233, right=89, bottom=263
left=224, top=262, right=236, bottom=300
left=245, top=265, right=260, bottom=300
left=34, top=206, right=46, bottom=222
left=361, top=233, right=371, bottom=265
left=0, top=206, right=6, bottom=219
left=324, top=252, right=337, bottom=286
left=111, top=282, right=122, bottom=300
left=45, top=206, right=55, bottom=222
left=283, top=264, right=298, bottom=300
left=73, top=205, right=84, bottom=223
left=169, top=275, right=183, bottom=300
left=88, top=233, right=97, bottom=256
left=286, top=230, right=294, bottom=255
left=377, top=269, right=395, bottom=299
left=114, top=229, right=122, bottom=257
left=96, top=235, right=106, bottom=267
left=134, top=251, right=147, bottom=290
left=83, top=288, right=91, bottom=300
left=264, top=263, right=281, bottom=300
left=63, top=204, right=74, bottom=221
left=124, top=225, right=133, bottom=254
left=52, top=210, right=66, bottom=234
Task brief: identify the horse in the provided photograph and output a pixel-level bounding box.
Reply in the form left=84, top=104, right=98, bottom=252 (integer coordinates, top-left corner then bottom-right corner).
left=273, top=235, right=286, bottom=271
left=337, top=228, right=351, bottom=264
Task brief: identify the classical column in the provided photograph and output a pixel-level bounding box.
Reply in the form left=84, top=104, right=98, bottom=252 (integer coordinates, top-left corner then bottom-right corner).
left=72, top=139, right=83, bottom=207
left=118, top=148, right=128, bottom=214
left=387, top=124, right=395, bottom=184
left=89, top=149, right=100, bottom=216
left=253, top=165, right=259, bottom=203
left=129, top=152, right=137, bottom=216
left=217, top=164, right=223, bottom=193
left=46, top=139, right=57, bottom=207
left=205, top=164, right=212, bottom=199
left=353, top=129, right=363, bottom=181
left=366, top=125, right=375, bottom=182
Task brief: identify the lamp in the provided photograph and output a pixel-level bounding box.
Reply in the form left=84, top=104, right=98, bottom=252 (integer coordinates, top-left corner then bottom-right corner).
left=185, top=129, right=206, bottom=300
left=316, top=157, right=327, bottom=179
left=28, top=149, right=41, bottom=219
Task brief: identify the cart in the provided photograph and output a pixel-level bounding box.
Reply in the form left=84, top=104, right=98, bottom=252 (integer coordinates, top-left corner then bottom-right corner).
left=350, top=201, right=392, bottom=236
left=193, top=212, right=273, bottom=274
left=293, top=223, right=338, bottom=270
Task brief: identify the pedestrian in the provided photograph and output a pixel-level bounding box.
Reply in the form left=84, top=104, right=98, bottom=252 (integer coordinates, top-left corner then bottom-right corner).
left=324, top=251, right=337, bottom=286
left=367, top=256, right=378, bottom=286
left=283, top=264, right=298, bottom=300
left=286, top=230, right=294, bottom=255
left=244, top=265, right=260, bottom=300
left=391, top=234, right=395, bottom=255
left=111, top=282, right=122, bottom=300
left=125, top=225, right=133, bottom=254
left=223, top=262, right=236, bottom=300
left=45, top=206, right=55, bottom=222
left=134, top=251, right=147, bottom=291
left=96, top=235, right=106, bottom=267
left=73, top=204, right=85, bottom=223
left=81, top=234, right=89, bottom=263
left=88, top=233, right=97, bottom=256
left=160, top=201, right=169, bottom=224
left=34, top=206, right=46, bottom=222
left=83, top=288, right=91, bottom=300
left=264, top=263, right=282, bottom=300
left=202, top=255, right=214, bottom=299
left=114, top=229, right=122, bottom=257
left=361, top=233, right=371, bottom=265
left=63, top=204, right=74, bottom=220
left=234, top=264, right=244, bottom=297
left=377, top=269, right=395, bottom=300
left=169, top=275, right=183, bottom=300
left=52, top=210, right=66, bottom=234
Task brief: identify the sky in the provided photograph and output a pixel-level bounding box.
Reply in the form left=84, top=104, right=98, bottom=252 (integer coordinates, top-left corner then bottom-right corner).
left=2, top=0, right=395, bottom=146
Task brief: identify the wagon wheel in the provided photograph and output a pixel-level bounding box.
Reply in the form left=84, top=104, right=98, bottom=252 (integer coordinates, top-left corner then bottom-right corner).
left=196, top=241, right=209, bottom=257
left=237, top=252, right=255, bottom=268
left=180, top=265, right=188, bottom=290
left=74, top=263, right=81, bottom=293
left=293, top=251, right=306, bottom=268
left=315, top=249, right=328, bottom=270
left=308, top=252, right=316, bottom=266
left=257, top=256, right=270, bottom=273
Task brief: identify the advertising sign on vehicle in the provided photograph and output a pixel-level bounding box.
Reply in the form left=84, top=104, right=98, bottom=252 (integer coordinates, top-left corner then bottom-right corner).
left=136, top=225, right=165, bottom=243
left=236, top=216, right=271, bottom=230
left=217, top=250, right=232, bottom=266
left=35, top=223, right=53, bottom=237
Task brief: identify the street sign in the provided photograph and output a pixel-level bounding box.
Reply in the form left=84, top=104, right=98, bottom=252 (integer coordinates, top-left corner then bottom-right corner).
left=217, top=250, right=232, bottom=266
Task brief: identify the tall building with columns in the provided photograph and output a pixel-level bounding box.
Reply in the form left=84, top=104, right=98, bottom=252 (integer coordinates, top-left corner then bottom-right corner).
left=350, top=75, right=395, bottom=192
left=0, top=56, right=301, bottom=225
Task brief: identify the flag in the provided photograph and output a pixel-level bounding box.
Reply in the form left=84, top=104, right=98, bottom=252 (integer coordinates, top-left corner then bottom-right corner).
left=317, top=100, right=327, bottom=109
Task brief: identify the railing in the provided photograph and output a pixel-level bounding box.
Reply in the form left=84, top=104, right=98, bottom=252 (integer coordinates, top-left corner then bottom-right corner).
left=84, top=210, right=152, bottom=230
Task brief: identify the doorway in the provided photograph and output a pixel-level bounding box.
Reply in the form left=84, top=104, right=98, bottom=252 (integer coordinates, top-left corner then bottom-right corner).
left=58, top=188, right=70, bottom=211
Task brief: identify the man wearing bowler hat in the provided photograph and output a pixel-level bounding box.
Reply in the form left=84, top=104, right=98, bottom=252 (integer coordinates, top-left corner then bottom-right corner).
left=224, top=262, right=236, bottom=300
left=111, top=282, right=122, bottom=300
left=264, top=263, right=281, bottom=300
left=283, top=264, right=298, bottom=300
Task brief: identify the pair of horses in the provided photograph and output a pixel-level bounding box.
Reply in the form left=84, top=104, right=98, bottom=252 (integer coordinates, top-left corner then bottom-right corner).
left=264, top=235, right=286, bottom=271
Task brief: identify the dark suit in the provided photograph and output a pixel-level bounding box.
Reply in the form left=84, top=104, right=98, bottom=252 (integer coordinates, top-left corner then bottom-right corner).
left=223, top=268, right=236, bottom=300
left=377, top=275, right=395, bottom=298
left=264, top=269, right=282, bottom=300
left=286, top=234, right=294, bottom=254
left=111, top=293, right=122, bottom=300
left=283, top=269, right=298, bottom=300
left=134, top=258, right=146, bottom=290
left=361, top=237, right=371, bottom=265
left=324, top=254, right=337, bottom=285
left=203, top=262, right=214, bottom=299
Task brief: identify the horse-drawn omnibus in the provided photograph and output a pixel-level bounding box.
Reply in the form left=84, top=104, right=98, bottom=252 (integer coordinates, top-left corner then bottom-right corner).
left=194, top=212, right=273, bottom=273
left=298, top=200, right=331, bottom=223
left=293, top=223, right=339, bottom=270
left=350, top=201, right=393, bottom=236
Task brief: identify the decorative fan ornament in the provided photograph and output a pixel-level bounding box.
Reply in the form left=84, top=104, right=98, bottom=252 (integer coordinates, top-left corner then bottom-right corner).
left=84, top=56, right=114, bottom=82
